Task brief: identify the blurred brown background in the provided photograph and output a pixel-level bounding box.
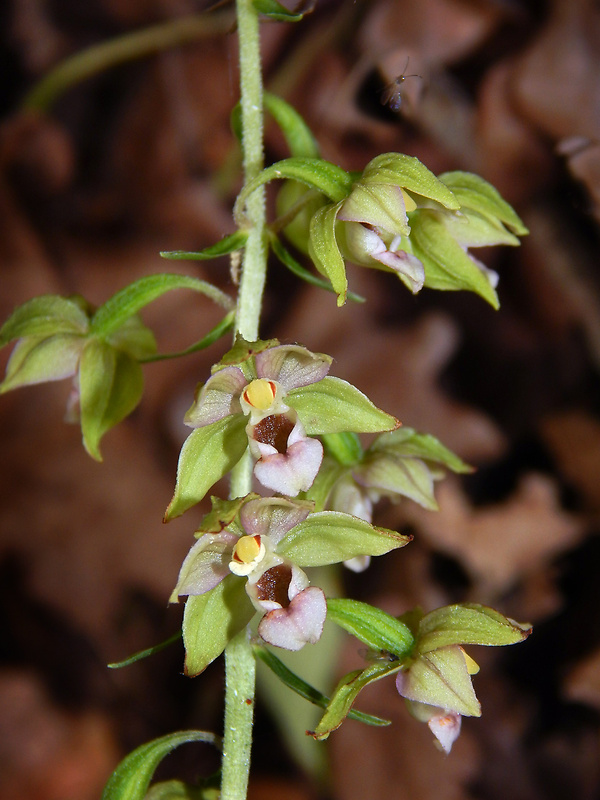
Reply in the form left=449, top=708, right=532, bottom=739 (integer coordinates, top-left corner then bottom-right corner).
left=1, top=0, right=600, bottom=798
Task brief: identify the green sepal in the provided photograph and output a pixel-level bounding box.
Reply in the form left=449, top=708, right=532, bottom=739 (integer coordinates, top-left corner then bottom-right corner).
left=327, top=598, right=414, bottom=659
left=0, top=333, right=83, bottom=392
left=277, top=511, right=411, bottom=567
left=321, top=432, right=363, bottom=466
left=402, top=646, right=481, bottom=717
left=0, top=294, right=89, bottom=345
left=234, top=158, right=353, bottom=224
left=362, top=154, right=459, bottom=210
left=90, top=274, right=233, bottom=339
left=308, top=202, right=347, bottom=305
left=101, top=730, right=221, bottom=800
left=253, top=644, right=390, bottom=727
left=288, top=375, right=399, bottom=434
left=371, top=427, right=472, bottom=474
left=416, top=603, right=532, bottom=655
left=107, top=631, right=182, bottom=669
left=440, top=171, right=528, bottom=236
left=182, top=579, right=254, bottom=676
left=160, top=231, right=248, bottom=262
left=269, top=234, right=364, bottom=303
left=79, top=339, right=144, bottom=461
left=164, top=415, right=248, bottom=521
left=311, top=660, right=402, bottom=740
left=410, top=211, right=500, bottom=308
left=264, top=92, right=319, bottom=158
left=106, top=314, right=157, bottom=360
left=252, top=0, right=306, bottom=21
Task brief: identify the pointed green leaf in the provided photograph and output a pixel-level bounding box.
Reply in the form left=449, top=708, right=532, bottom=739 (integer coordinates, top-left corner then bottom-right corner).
left=101, top=730, right=220, bottom=800
left=277, top=511, right=411, bottom=567
left=311, top=660, right=402, bottom=740
left=0, top=295, right=89, bottom=345
left=79, top=340, right=144, bottom=461
left=327, top=598, right=414, bottom=658
left=164, top=415, right=248, bottom=520
left=308, top=203, right=348, bottom=305
left=362, top=154, right=459, bottom=210
left=182, top=579, right=254, bottom=676
left=90, top=274, right=233, bottom=339
left=264, top=92, right=319, bottom=158
left=145, top=780, right=219, bottom=800
left=288, top=376, right=398, bottom=434
left=440, top=171, right=528, bottom=235
left=160, top=231, right=248, bottom=261
left=371, top=428, right=472, bottom=474
left=107, top=631, right=182, bottom=669
left=253, top=0, right=308, bottom=21
left=253, top=644, right=390, bottom=727
left=410, top=212, right=500, bottom=308
left=234, top=158, right=353, bottom=224
left=0, top=334, right=83, bottom=393
left=417, top=603, right=532, bottom=654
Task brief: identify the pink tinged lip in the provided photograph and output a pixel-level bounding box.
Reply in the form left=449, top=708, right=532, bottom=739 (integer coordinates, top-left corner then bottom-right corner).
left=257, top=586, right=327, bottom=651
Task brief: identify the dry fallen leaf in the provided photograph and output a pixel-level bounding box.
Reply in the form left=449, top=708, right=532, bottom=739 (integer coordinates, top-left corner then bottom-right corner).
left=403, top=472, right=585, bottom=599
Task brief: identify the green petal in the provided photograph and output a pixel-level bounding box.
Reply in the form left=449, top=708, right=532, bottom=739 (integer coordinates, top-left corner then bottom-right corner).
left=362, top=154, right=460, bottom=210
left=164, top=415, right=248, bottom=520
left=358, top=455, right=438, bottom=510
left=101, top=730, right=220, bottom=800
left=182, top=579, right=254, bottom=676
left=308, top=203, right=347, bottom=306
left=327, top=598, right=414, bottom=658
left=79, top=340, right=144, bottom=461
left=410, top=211, right=500, bottom=308
left=288, top=376, right=398, bottom=434
left=417, top=603, right=532, bottom=654
left=338, top=183, right=411, bottom=237
left=0, top=294, right=89, bottom=345
left=1, top=333, right=83, bottom=392
left=276, top=511, right=411, bottom=567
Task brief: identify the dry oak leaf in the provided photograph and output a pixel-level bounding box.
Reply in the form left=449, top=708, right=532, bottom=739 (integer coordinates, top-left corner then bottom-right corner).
left=403, top=473, right=585, bottom=596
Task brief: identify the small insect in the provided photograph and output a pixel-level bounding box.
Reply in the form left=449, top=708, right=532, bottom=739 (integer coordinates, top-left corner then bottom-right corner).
left=380, top=58, right=422, bottom=113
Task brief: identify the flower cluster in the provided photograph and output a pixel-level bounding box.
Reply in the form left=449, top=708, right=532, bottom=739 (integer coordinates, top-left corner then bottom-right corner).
left=278, top=153, right=528, bottom=308
left=165, top=337, right=399, bottom=519
left=172, top=494, right=411, bottom=674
